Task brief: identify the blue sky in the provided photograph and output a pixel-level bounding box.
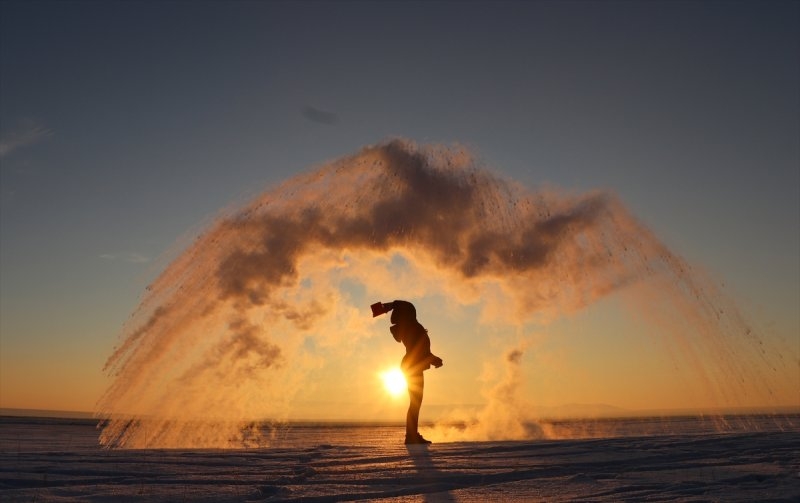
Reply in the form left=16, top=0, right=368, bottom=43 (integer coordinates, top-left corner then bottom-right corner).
left=1, top=1, right=797, bottom=413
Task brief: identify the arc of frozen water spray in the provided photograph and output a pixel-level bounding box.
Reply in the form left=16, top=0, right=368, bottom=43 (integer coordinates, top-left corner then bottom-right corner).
left=96, top=139, right=782, bottom=448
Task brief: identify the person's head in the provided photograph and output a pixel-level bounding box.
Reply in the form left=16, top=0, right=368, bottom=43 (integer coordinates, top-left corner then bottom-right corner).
left=390, top=300, right=416, bottom=325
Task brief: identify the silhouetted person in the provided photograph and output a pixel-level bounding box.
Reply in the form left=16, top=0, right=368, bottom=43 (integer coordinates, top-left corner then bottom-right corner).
left=372, top=300, right=443, bottom=444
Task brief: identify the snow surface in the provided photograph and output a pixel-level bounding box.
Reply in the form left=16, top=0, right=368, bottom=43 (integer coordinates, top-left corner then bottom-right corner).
left=1, top=416, right=798, bottom=502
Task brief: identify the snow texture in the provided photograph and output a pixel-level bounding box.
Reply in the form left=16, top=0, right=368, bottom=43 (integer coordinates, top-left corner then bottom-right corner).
left=1, top=416, right=798, bottom=502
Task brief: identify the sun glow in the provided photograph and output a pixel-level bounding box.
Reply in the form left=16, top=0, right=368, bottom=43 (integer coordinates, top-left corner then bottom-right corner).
left=380, top=368, right=407, bottom=397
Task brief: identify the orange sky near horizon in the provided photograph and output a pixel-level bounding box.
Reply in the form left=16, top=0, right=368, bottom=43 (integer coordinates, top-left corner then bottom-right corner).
left=2, top=286, right=797, bottom=420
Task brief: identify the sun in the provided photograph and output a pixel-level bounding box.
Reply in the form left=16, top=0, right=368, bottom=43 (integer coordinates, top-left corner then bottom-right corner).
left=380, top=368, right=407, bottom=397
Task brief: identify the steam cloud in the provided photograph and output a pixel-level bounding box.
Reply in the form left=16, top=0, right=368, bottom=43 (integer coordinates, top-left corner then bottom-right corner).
left=97, top=139, right=786, bottom=448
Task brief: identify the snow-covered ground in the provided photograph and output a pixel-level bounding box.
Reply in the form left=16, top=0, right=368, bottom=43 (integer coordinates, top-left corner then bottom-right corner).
left=1, top=416, right=798, bottom=502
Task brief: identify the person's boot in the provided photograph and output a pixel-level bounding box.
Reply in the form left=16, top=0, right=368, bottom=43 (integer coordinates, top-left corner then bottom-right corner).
left=405, top=432, right=432, bottom=444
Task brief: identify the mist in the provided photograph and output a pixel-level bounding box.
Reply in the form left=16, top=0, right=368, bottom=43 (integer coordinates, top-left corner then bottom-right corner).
left=96, top=139, right=787, bottom=448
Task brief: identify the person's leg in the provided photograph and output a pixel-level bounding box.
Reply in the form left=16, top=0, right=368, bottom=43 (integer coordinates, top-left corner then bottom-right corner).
left=405, top=372, right=424, bottom=441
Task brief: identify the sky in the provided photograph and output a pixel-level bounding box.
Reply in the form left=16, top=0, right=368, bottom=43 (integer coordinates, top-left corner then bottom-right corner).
left=1, top=1, right=798, bottom=420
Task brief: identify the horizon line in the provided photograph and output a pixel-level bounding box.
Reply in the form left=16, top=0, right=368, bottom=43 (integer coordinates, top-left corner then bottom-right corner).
left=3, top=405, right=799, bottom=423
